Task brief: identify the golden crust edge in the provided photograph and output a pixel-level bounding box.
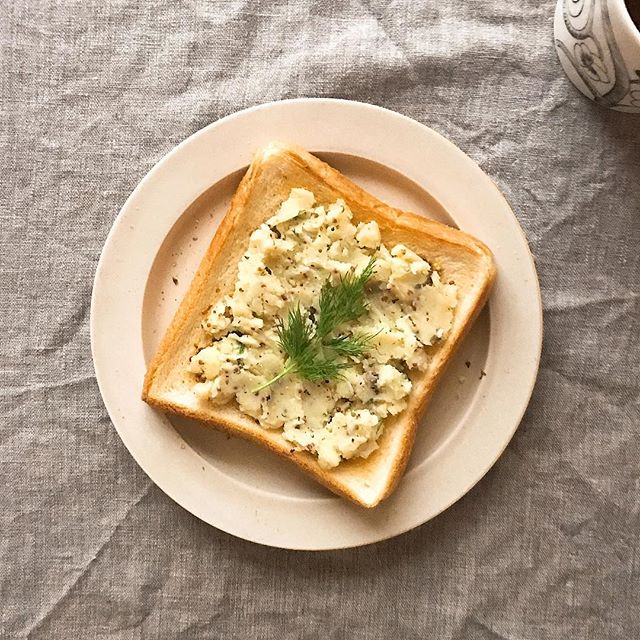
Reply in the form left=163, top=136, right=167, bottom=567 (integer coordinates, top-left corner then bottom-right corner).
left=142, top=150, right=264, bottom=403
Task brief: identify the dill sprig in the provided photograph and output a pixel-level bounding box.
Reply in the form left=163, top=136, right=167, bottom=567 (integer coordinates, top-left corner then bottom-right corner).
left=253, top=258, right=377, bottom=391
left=316, top=257, right=376, bottom=338
left=324, top=332, right=379, bottom=357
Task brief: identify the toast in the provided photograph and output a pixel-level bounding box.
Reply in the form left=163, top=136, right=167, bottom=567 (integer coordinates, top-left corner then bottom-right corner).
left=142, top=143, right=495, bottom=508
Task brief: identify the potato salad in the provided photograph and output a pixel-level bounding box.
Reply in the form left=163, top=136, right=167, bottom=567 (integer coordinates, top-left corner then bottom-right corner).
left=188, top=188, right=457, bottom=469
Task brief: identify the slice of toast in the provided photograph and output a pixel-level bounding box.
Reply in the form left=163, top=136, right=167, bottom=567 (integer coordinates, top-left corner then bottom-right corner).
left=142, top=143, right=495, bottom=508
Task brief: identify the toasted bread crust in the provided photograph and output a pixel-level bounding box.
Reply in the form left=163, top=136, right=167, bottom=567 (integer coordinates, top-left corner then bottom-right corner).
left=143, top=143, right=496, bottom=507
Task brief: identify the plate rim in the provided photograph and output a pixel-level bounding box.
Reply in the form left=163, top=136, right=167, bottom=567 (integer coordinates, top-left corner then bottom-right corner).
left=91, top=98, right=543, bottom=550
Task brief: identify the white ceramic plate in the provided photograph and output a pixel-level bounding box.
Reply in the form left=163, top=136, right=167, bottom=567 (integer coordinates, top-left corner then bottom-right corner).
left=91, top=99, right=542, bottom=550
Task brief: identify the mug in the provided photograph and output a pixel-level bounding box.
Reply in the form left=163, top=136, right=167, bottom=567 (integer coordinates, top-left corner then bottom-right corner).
left=554, top=0, right=640, bottom=112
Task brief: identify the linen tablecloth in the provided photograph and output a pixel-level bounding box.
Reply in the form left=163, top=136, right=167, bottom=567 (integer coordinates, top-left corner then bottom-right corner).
left=2, top=1, right=639, bottom=638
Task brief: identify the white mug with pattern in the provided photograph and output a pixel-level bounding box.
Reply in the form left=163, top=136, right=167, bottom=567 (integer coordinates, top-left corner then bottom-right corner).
left=554, top=0, right=640, bottom=112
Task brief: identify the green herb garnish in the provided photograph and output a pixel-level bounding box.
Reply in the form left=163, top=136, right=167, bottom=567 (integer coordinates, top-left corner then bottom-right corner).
left=253, top=258, right=377, bottom=391
left=315, top=257, right=376, bottom=338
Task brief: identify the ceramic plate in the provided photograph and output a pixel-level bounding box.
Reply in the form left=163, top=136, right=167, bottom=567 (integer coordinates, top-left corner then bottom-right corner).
left=91, top=99, right=542, bottom=550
